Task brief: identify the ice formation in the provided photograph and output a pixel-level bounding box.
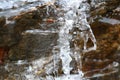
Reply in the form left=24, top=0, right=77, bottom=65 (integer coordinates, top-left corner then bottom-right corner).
left=57, top=0, right=97, bottom=79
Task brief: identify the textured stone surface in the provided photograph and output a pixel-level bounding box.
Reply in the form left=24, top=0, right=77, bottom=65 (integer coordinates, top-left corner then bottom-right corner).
left=0, top=0, right=119, bottom=79
left=8, top=32, right=58, bottom=61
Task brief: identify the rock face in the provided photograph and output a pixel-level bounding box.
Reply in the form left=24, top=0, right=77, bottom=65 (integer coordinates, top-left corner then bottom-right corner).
left=0, top=0, right=119, bottom=61
left=89, top=0, right=120, bottom=16
left=0, top=16, right=12, bottom=64
left=8, top=32, right=58, bottom=61
left=0, top=0, right=120, bottom=80
left=82, top=23, right=120, bottom=77
left=0, top=5, right=57, bottom=62
left=80, top=0, right=120, bottom=77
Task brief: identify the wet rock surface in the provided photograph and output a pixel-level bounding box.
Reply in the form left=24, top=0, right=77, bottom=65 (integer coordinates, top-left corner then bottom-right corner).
left=0, top=0, right=120, bottom=80
left=8, top=32, right=58, bottom=61
left=70, top=19, right=120, bottom=79
left=82, top=23, right=120, bottom=78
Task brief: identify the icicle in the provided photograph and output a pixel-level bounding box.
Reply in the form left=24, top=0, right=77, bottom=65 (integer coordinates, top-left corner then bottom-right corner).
left=59, top=19, right=74, bottom=75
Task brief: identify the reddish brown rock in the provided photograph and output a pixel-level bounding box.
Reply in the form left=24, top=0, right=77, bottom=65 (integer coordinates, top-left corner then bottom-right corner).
left=81, top=22, right=120, bottom=77
left=0, top=47, right=9, bottom=64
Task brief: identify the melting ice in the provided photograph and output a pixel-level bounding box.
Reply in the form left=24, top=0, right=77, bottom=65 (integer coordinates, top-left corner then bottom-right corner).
left=22, top=0, right=97, bottom=80
left=57, top=0, right=97, bottom=79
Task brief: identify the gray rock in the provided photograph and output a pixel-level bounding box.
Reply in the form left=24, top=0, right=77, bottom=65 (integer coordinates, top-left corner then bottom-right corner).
left=8, top=31, right=58, bottom=61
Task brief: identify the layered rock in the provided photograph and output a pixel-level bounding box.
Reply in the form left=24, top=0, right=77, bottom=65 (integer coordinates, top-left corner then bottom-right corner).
left=8, top=31, right=58, bottom=61
left=89, top=0, right=120, bottom=16
left=0, top=0, right=119, bottom=80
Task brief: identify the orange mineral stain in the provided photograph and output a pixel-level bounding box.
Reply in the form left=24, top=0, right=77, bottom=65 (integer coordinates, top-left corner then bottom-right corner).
left=43, top=19, right=55, bottom=23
